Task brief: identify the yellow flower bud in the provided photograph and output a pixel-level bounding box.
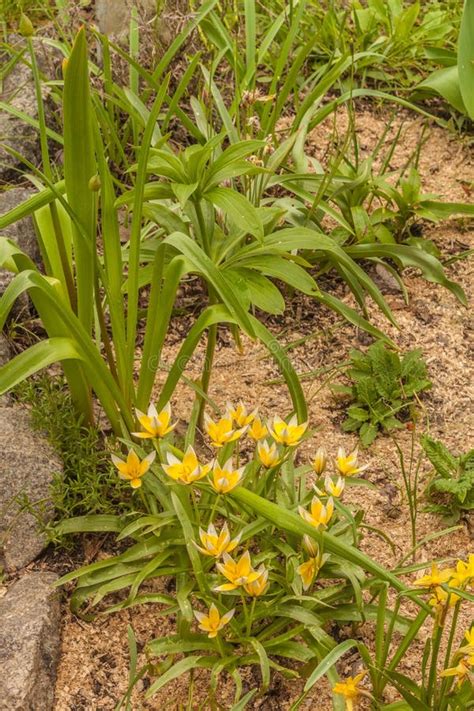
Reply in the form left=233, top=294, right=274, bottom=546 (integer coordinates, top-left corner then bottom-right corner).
left=312, top=447, right=327, bottom=475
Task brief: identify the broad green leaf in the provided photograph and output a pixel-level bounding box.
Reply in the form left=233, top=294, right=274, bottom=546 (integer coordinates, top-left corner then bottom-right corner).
left=205, top=187, right=264, bottom=240
left=346, top=243, right=467, bottom=305
left=459, top=0, right=474, bottom=118
left=416, top=66, right=466, bottom=114
left=54, top=515, right=124, bottom=535
left=0, top=337, right=82, bottom=393
left=63, top=28, right=97, bottom=331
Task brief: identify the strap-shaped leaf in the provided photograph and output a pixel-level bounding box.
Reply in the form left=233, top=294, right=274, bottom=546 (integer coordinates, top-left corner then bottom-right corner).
left=459, top=0, right=474, bottom=118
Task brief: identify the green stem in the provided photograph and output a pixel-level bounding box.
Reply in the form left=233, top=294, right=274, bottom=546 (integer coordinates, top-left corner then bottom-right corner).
left=198, top=320, right=217, bottom=428
left=427, top=622, right=443, bottom=705
left=191, top=487, right=200, bottom=525
left=215, top=633, right=226, bottom=658
left=241, top=594, right=250, bottom=638
left=209, top=494, right=221, bottom=525
left=439, top=602, right=462, bottom=706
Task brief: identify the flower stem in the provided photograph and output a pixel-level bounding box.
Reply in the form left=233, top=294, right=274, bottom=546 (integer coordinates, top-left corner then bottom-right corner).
left=241, top=594, right=250, bottom=638
left=209, top=494, right=221, bottom=525
left=427, top=622, right=443, bottom=705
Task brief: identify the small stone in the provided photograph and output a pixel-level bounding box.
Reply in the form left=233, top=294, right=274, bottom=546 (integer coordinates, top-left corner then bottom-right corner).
left=0, top=572, right=61, bottom=711
left=412, top=298, right=433, bottom=325
left=0, top=402, right=61, bottom=571
left=373, top=263, right=402, bottom=295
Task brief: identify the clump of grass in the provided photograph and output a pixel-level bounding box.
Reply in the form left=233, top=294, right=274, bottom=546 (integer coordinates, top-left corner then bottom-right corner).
left=12, top=375, right=133, bottom=540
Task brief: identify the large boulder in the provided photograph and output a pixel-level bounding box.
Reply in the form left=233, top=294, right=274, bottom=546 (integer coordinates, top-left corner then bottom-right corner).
left=0, top=572, right=61, bottom=711
left=0, top=401, right=61, bottom=571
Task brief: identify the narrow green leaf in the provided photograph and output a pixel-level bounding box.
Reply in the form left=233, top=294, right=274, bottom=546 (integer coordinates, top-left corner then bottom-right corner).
left=304, top=639, right=358, bottom=692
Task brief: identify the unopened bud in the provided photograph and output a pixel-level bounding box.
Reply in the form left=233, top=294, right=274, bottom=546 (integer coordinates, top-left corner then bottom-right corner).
left=19, top=13, right=35, bottom=37
left=302, top=534, right=319, bottom=559
left=62, top=58, right=69, bottom=76
left=88, top=174, right=101, bottom=192
left=312, top=447, right=327, bottom=475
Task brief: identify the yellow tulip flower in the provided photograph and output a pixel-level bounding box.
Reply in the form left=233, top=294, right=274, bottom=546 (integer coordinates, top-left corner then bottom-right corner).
left=324, top=474, right=345, bottom=498
left=111, top=449, right=156, bottom=489
left=194, top=522, right=241, bottom=558
left=440, top=658, right=472, bottom=688
left=244, top=564, right=269, bottom=597
left=312, top=447, right=327, bottom=475
left=215, top=551, right=262, bottom=591
left=194, top=603, right=235, bottom=638
left=450, top=554, right=474, bottom=588
left=458, top=626, right=474, bottom=657
left=248, top=417, right=268, bottom=441
left=464, top=626, right=474, bottom=649
left=162, top=446, right=211, bottom=484
left=335, top=447, right=368, bottom=477
left=269, top=415, right=308, bottom=447
left=298, top=496, right=334, bottom=529
left=227, top=401, right=257, bottom=428
left=133, top=402, right=176, bottom=439
left=297, top=558, right=319, bottom=591
left=257, top=440, right=280, bottom=468
left=415, top=564, right=454, bottom=588
left=210, top=459, right=245, bottom=494
left=429, top=585, right=460, bottom=613
left=333, top=670, right=368, bottom=710
left=204, top=413, right=247, bottom=447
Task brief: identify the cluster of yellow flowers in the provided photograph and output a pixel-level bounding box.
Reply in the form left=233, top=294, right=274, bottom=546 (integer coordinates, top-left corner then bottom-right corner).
left=440, top=625, right=474, bottom=689
left=298, top=445, right=367, bottom=527
left=204, top=402, right=309, bottom=452
left=414, top=556, right=474, bottom=619
left=192, top=521, right=269, bottom=638
left=414, top=556, right=474, bottom=689
left=110, top=403, right=374, bottom=633
left=111, top=402, right=371, bottom=596
left=296, top=445, right=367, bottom=590
left=111, top=401, right=311, bottom=489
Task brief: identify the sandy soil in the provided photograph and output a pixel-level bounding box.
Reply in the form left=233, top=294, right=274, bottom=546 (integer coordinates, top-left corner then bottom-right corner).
left=50, top=106, right=473, bottom=710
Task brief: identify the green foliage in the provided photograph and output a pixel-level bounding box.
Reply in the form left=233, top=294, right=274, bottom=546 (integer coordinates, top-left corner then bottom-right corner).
left=415, top=0, right=474, bottom=119
left=341, top=342, right=431, bottom=446
left=258, top=0, right=459, bottom=89
left=13, top=376, right=132, bottom=537
left=421, top=435, right=474, bottom=521
left=54, top=403, right=411, bottom=706
left=1, top=8, right=468, bottom=440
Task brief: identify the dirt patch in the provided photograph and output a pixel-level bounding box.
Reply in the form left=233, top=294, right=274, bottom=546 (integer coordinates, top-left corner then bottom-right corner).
left=51, top=106, right=473, bottom=709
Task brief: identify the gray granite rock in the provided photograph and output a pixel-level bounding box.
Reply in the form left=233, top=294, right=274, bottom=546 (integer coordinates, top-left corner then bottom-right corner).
left=0, top=402, right=61, bottom=571
left=0, top=34, right=58, bottom=182
left=373, top=263, right=403, bottom=295
left=96, top=0, right=156, bottom=35
left=0, top=572, right=61, bottom=711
